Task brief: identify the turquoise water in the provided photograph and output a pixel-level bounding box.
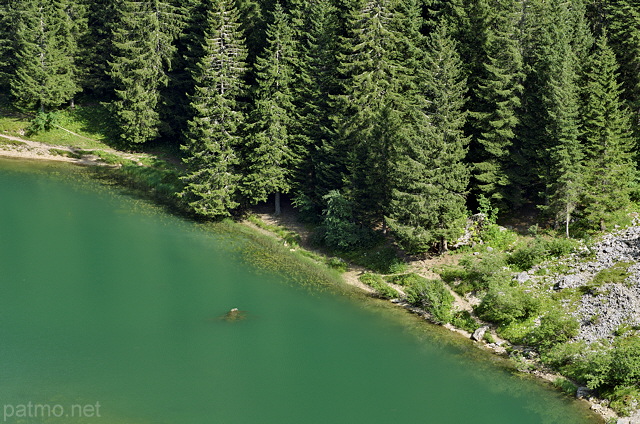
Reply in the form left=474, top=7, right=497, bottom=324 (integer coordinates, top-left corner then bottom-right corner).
left=0, top=158, right=601, bottom=423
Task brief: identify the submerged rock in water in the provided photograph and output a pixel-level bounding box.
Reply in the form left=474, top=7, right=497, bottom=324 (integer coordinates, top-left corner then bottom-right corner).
left=220, top=308, right=248, bottom=322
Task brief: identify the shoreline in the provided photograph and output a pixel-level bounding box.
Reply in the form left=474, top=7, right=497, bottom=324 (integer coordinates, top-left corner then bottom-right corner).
left=0, top=137, right=617, bottom=423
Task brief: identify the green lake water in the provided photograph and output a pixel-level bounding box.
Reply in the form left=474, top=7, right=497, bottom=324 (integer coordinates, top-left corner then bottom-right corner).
left=0, top=158, right=601, bottom=424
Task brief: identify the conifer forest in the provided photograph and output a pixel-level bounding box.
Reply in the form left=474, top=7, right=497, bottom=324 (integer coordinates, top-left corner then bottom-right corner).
left=1, top=0, right=639, bottom=253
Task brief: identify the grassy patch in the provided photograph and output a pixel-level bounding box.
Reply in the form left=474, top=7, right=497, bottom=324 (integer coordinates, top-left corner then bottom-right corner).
left=0, top=137, right=26, bottom=147
left=580, top=261, right=632, bottom=295
left=340, top=244, right=408, bottom=274
left=359, top=273, right=399, bottom=299
left=247, top=215, right=302, bottom=247
left=553, top=377, right=578, bottom=396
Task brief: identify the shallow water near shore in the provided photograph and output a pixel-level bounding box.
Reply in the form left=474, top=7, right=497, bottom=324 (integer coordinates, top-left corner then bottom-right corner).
left=0, top=158, right=601, bottom=423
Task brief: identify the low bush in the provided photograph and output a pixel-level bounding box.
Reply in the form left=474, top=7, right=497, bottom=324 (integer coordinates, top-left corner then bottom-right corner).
left=476, top=282, right=540, bottom=325
left=525, top=309, right=580, bottom=349
left=450, top=310, right=480, bottom=333
left=405, top=278, right=454, bottom=324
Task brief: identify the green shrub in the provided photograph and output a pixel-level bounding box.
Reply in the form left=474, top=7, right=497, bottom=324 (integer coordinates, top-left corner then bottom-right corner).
left=450, top=310, right=480, bottom=333
left=507, top=237, right=578, bottom=272
left=482, top=224, right=518, bottom=250
left=456, top=252, right=512, bottom=293
left=526, top=309, right=579, bottom=349
left=476, top=282, right=540, bottom=325
left=321, top=190, right=372, bottom=249
left=609, top=386, right=640, bottom=416
left=405, top=278, right=454, bottom=324
left=26, top=111, right=59, bottom=135
left=359, top=273, right=399, bottom=299
left=326, top=257, right=348, bottom=272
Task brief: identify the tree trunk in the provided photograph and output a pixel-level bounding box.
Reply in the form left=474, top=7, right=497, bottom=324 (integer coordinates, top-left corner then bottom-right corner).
left=275, top=192, right=281, bottom=216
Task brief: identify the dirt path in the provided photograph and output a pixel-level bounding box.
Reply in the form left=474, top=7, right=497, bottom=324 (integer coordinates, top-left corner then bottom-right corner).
left=0, top=132, right=147, bottom=166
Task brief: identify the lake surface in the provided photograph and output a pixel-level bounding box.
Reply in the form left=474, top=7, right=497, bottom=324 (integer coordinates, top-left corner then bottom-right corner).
left=0, top=158, right=601, bottom=424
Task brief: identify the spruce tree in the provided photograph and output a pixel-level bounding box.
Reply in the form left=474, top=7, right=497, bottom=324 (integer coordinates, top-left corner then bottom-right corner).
left=469, top=0, right=524, bottom=210
left=387, top=24, right=469, bottom=253
left=337, top=0, right=410, bottom=226
left=581, top=33, right=635, bottom=231
left=241, top=3, right=297, bottom=215
left=605, top=0, right=640, bottom=133
left=108, top=0, right=181, bottom=145
left=295, top=0, right=341, bottom=212
left=9, top=0, right=81, bottom=112
left=179, top=0, right=247, bottom=218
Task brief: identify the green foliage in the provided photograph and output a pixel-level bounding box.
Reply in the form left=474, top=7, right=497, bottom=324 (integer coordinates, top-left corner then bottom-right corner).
left=26, top=112, right=60, bottom=135
left=387, top=23, right=469, bottom=254
left=553, top=378, right=578, bottom=396
left=241, top=3, right=298, bottom=210
left=609, top=385, right=640, bottom=416
left=320, top=190, right=371, bottom=249
left=108, top=0, right=181, bottom=145
left=341, top=245, right=407, bottom=275
left=580, top=261, right=632, bottom=295
left=469, top=0, right=524, bottom=208
left=326, top=257, right=348, bottom=272
left=482, top=224, right=518, bottom=250
left=525, top=309, right=580, bottom=349
left=385, top=273, right=424, bottom=287
left=580, top=33, right=635, bottom=231
left=476, top=282, right=540, bottom=325
left=405, top=277, right=454, bottom=324
left=450, top=310, right=480, bottom=333
left=446, top=252, right=511, bottom=294
left=180, top=0, right=247, bottom=218
left=8, top=0, right=81, bottom=111
left=507, top=237, right=577, bottom=271
left=359, top=273, right=399, bottom=299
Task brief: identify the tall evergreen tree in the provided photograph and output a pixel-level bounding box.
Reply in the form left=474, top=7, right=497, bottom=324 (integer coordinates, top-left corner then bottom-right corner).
left=469, top=0, right=524, bottom=210
left=337, top=0, right=414, bottom=226
left=179, top=0, right=247, bottom=218
left=387, top=24, right=469, bottom=253
left=294, top=0, right=341, bottom=212
left=518, top=0, right=589, bottom=232
left=241, top=3, right=298, bottom=215
left=9, top=0, right=81, bottom=111
left=581, top=33, right=635, bottom=230
left=604, top=0, right=640, bottom=133
left=108, top=0, right=181, bottom=145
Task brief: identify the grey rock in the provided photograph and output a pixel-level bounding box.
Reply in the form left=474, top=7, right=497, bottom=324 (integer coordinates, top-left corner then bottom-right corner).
left=471, top=326, right=489, bottom=342
left=515, top=272, right=530, bottom=284
left=576, top=386, right=590, bottom=399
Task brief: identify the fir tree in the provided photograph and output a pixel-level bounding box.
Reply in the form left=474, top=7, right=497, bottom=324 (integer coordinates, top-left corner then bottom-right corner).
left=108, top=0, right=181, bottom=145
left=295, top=0, right=341, bottom=212
left=337, top=0, right=411, bottom=226
left=241, top=3, right=297, bottom=215
left=605, top=0, right=640, bottom=133
left=9, top=0, right=81, bottom=112
left=387, top=24, right=469, bottom=253
left=581, top=33, right=635, bottom=231
left=179, top=0, right=247, bottom=218
left=470, top=0, right=524, bottom=210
